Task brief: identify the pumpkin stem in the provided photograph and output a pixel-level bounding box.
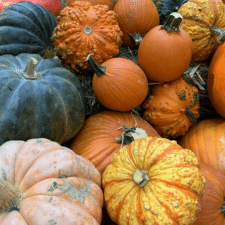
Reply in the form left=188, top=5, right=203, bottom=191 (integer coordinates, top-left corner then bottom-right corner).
left=185, top=108, right=197, bottom=124
left=0, top=179, right=22, bottom=213
left=210, top=26, right=225, bottom=43
left=221, top=199, right=225, bottom=214
left=21, top=57, right=40, bottom=80
left=130, top=32, right=144, bottom=46
left=86, top=54, right=106, bottom=77
left=161, top=12, right=182, bottom=33
left=116, top=126, right=148, bottom=146
left=132, top=169, right=150, bottom=187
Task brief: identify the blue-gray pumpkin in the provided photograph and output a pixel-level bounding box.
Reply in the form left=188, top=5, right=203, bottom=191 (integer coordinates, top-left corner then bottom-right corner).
left=0, top=1, right=57, bottom=57
left=0, top=53, right=85, bottom=145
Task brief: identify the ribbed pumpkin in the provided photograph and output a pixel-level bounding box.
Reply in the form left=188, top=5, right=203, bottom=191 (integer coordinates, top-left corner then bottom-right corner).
left=0, top=1, right=57, bottom=58
left=178, top=0, right=225, bottom=62
left=113, top=0, right=159, bottom=48
left=102, top=136, right=206, bottom=225
left=86, top=54, right=148, bottom=112
left=51, top=1, right=123, bottom=73
left=207, top=41, right=225, bottom=118
left=142, top=78, right=200, bottom=139
left=193, top=161, right=225, bottom=225
left=137, top=12, right=192, bottom=82
left=69, top=111, right=160, bottom=174
left=0, top=138, right=103, bottom=224
left=178, top=118, right=225, bottom=177
left=0, top=53, right=85, bottom=146
left=66, top=0, right=114, bottom=10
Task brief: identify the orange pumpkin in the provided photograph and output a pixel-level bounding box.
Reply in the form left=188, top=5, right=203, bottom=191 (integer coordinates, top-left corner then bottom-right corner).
left=143, top=78, right=200, bottom=139
left=102, top=136, right=206, bottom=225
left=137, top=12, right=192, bottom=82
left=178, top=118, right=225, bottom=176
left=66, top=0, right=114, bottom=10
left=0, top=138, right=103, bottom=224
left=114, top=0, right=159, bottom=48
left=51, top=1, right=123, bottom=73
left=193, top=161, right=225, bottom=225
left=69, top=111, right=160, bottom=174
left=86, top=54, right=148, bottom=112
left=207, top=41, right=225, bottom=118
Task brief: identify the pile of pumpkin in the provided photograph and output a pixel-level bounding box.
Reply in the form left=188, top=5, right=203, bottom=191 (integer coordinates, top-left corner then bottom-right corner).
left=0, top=0, right=225, bottom=224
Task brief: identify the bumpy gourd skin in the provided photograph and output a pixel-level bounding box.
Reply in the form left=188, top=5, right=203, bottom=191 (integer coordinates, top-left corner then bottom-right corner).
left=178, top=0, right=225, bottom=62
left=51, top=1, right=123, bottom=72
left=102, top=136, right=206, bottom=225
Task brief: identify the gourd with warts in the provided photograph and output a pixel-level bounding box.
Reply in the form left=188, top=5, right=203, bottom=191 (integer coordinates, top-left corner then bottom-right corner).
left=142, top=78, right=200, bottom=139
left=102, top=136, right=206, bottom=225
left=137, top=12, right=192, bottom=82
left=51, top=1, right=123, bottom=73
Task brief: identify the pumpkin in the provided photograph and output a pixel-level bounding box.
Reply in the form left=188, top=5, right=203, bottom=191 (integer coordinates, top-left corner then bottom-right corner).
left=69, top=111, right=160, bottom=174
left=66, top=0, right=114, bottom=10
left=207, top=41, right=225, bottom=118
left=178, top=118, right=225, bottom=176
left=113, top=0, right=159, bottom=48
left=156, top=0, right=188, bottom=25
left=0, top=138, right=103, bottom=224
left=0, top=0, right=62, bottom=16
left=178, top=0, right=225, bottom=62
left=192, top=161, right=225, bottom=225
left=0, top=53, right=85, bottom=146
left=86, top=54, right=148, bottom=112
left=51, top=1, right=123, bottom=73
left=137, top=12, right=192, bottom=82
left=0, top=1, right=57, bottom=58
left=142, top=77, right=200, bottom=139
left=102, top=136, right=206, bottom=225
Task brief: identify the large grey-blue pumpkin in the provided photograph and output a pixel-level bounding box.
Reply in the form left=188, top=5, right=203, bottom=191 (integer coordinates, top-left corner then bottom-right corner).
left=0, top=53, right=85, bottom=145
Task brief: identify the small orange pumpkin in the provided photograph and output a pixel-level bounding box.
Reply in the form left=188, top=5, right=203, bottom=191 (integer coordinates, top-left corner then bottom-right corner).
left=102, top=136, right=206, bottom=225
left=51, top=1, right=123, bottom=72
left=207, top=41, right=225, bottom=118
left=69, top=111, right=160, bottom=174
left=137, top=12, right=192, bottom=82
left=113, top=0, right=159, bottom=48
left=143, top=77, right=200, bottom=139
left=0, top=138, right=103, bottom=224
left=86, top=54, right=148, bottom=112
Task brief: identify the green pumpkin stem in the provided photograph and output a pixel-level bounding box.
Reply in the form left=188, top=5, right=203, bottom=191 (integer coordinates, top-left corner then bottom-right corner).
left=130, top=32, right=144, bottom=46
left=221, top=198, right=225, bottom=214
left=86, top=54, right=106, bottom=77
left=161, top=12, right=183, bottom=33
left=185, top=108, right=197, bottom=124
left=0, top=179, right=22, bottom=213
left=21, top=57, right=39, bottom=80
left=210, top=26, right=225, bottom=42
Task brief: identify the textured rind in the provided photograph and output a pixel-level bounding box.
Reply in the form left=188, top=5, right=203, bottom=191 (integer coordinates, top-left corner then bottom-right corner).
left=0, top=138, right=103, bottom=224
left=102, top=136, right=206, bottom=225
left=142, top=78, right=200, bottom=139
left=178, top=0, right=225, bottom=62
left=51, top=1, right=123, bottom=72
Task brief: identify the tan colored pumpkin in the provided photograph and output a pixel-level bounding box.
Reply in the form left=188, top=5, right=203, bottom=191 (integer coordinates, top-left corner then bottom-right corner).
left=51, top=1, right=123, bottom=72
left=0, top=138, right=103, bottom=224
left=143, top=77, right=200, bottom=139
left=178, top=0, right=225, bottom=62
left=113, top=0, right=159, bottom=48
left=69, top=111, right=160, bottom=174
left=102, top=136, right=206, bottom=225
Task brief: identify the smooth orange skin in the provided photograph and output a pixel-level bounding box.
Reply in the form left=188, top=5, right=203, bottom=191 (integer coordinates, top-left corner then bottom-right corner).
left=0, top=138, right=103, bottom=225
left=114, top=0, right=159, bottom=48
left=193, top=162, right=225, bottom=225
left=178, top=118, right=225, bottom=177
left=137, top=25, right=193, bottom=82
left=0, top=0, right=62, bottom=16
left=66, top=0, right=114, bottom=10
left=207, top=42, right=225, bottom=118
